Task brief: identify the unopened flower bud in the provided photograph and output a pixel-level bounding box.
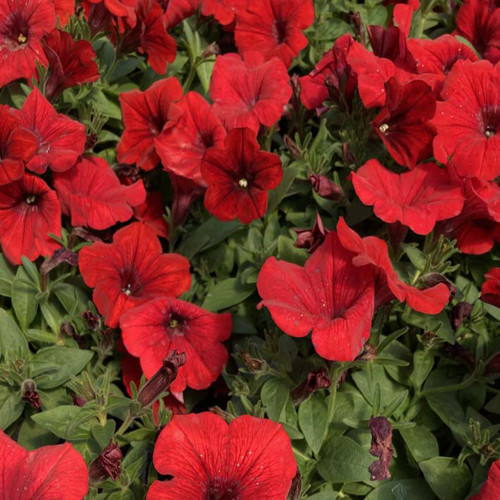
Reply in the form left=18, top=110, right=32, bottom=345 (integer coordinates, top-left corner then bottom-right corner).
left=294, top=212, right=326, bottom=254
left=82, top=310, right=100, bottom=330
left=451, top=302, right=473, bottom=331
left=357, top=343, right=377, bottom=362
left=291, top=367, right=331, bottom=405
left=342, top=142, right=355, bottom=165
left=242, top=352, right=263, bottom=372
left=137, top=350, right=186, bottom=407
left=72, top=393, right=87, bottom=407
left=21, top=379, right=41, bottom=410
left=90, top=442, right=122, bottom=482
left=283, top=135, right=302, bottom=159
left=201, top=42, right=220, bottom=59
left=308, top=174, right=344, bottom=201
left=369, top=416, right=393, bottom=480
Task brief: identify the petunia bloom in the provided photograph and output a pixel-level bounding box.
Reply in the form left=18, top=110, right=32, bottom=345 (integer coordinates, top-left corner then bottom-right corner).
left=373, top=77, right=436, bottom=168
left=0, top=105, right=38, bottom=186
left=53, top=156, right=146, bottom=230
left=0, top=0, right=56, bottom=88
left=0, top=173, right=61, bottom=265
left=121, top=297, right=232, bottom=392
left=299, top=33, right=357, bottom=110
left=155, top=91, right=226, bottom=186
left=234, top=0, right=314, bottom=67
left=481, top=268, right=500, bottom=308
left=336, top=218, right=450, bottom=314
left=18, top=88, right=86, bottom=174
left=201, top=127, right=283, bottom=224
left=117, top=77, right=183, bottom=171
left=0, top=429, right=88, bottom=500
left=257, top=231, right=376, bottom=361
left=431, top=60, right=500, bottom=181
left=148, top=412, right=296, bottom=500
left=133, top=191, right=168, bottom=238
left=351, top=160, right=464, bottom=235
left=201, top=0, right=243, bottom=25
left=43, top=29, right=100, bottom=102
left=79, top=222, right=191, bottom=327
left=209, top=52, right=292, bottom=133
left=163, top=0, right=200, bottom=30
left=471, top=458, right=500, bottom=500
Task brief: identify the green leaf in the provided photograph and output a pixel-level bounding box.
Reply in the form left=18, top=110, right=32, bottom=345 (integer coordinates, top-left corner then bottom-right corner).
left=268, top=165, right=299, bottom=213
left=31, top=346, right=93, bottom=389
left=401, top=243, right=427, bottom=272
left=202, top=277, right=255, bottom=311
left=317, top=435, right=372, bottom=483
left=32, top=405, right=95, bottom=440
left=298, top=394, right=328, bottom=454
left=411, top=350, right=434, bottom=390
left=0, top=308, right=29, bottom=357
left=400, top=426, right=439, bottom=463
left=11, top=265, right=39, bottom=331
left=365, top=479, right=435, bottom=500
left=0, top=252, right=14, bottom=297
left=261, top=378, right=290, bottom=421
left=0, top=391, right=24, bottom=430
left=419, top=457, right=471, bottom=500
left=92, top=420, right=116, bottom=449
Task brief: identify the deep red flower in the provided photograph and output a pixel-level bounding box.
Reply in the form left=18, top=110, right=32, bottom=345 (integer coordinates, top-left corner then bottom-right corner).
left=0, top=429, right=88, bottom=500
left=454, top=0, right=500, bottom=64
left=437, top=176, right=500, bottom=255
left=481, top=268, right=500, bottom=308
left=117, top=0, right=176, bottom=74
left=0, top=173, right=61, bottom=265
left=257, top=231, right=376, bottom=361
left=201, top=0, right=243, bottom=25
left=373, top=77, right=436, bottom=168
left=210, top=52, right=292, bottom=133
left=53, top=156, right=146, bottom=230
left=43, top=29, right=100, bottom=102
left=148, top=412, right=296, bottom=500
left=0, top=0, right=56, bottom=87
left=432, top=60, right=500, bottom=181
left=201, top=128, right=283, bottom=224
left=121, top=297, right=231, bottom=392
left=407, top=35, right=478, bottom=94
left=471, top=459, right=500, bottom=500
left=336, top=218, right=450, bottom=314
left=234, top=0, right=314, bottom=67
left=0, top=105, right=38, bottom=186
left=351, top=160, right=464, bottom=235
left=18, top=88, right=86, bottom=174
left=169, top=172, right=205, bottom=227
left=133, top=191, right=169, bottom=238
left=155, top=91, right=226, bottom=186
left=79, top=222, right=191, bottom=327
left=87, top=0, right=138, bottom=29
left=163, top=0, right=200, bottom=30
left=117, top=77, right=183, bottom=171
left=53, top=0, right=74, bottom=26
left=299, top=33, right=357, bottom=110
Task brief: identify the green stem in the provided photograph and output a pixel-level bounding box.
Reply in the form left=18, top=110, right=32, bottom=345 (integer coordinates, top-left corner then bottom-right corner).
left=421, top=375, right=478, bottom=396
left=116, top=411, right=135, bottom=436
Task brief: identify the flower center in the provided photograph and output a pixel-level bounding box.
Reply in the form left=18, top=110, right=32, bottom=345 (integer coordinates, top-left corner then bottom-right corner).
left=379, top=123, right=389, bottom=134
left=272, top=18, right=287, bottom=44
left=122, top=283, right=133, bottom=295
left=206, top=479, right=241, bottom=500
left=169, top=319, right=179, bottom=329
left=25, top=194, right=37, bottom=205
left=119, top=268, right=142, bottom=297
left=481, top=106, right=500, bottom=139
left=17, top=33, right=27, bottom=44
left=485, top=126, right=496, bottom=138
left=238, top=178, right=248, bottom=188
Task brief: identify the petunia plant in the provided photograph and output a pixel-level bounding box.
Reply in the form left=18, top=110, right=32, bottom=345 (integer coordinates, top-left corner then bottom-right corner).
left=0, top=0, right=500, bottom=499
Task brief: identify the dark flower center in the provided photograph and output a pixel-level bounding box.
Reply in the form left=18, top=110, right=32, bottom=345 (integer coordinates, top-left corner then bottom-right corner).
left=166, top=313, right=186, bottom=335
left=17, top=33, right=27, bottom=44
left=441, top=54, right=467, bottom=74
left=205, top=479, right=241, bottom=500
left=25, top=194, right=37, bottom=205
left=481, top=106, right=500, bottom=139
left=1, top=13, right=30, bottom=49
left=119, top=268, right=142, bottom=296
left=272, top=18, right=287, bottom=44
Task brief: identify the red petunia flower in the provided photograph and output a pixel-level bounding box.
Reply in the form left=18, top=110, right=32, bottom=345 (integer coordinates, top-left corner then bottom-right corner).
left=148, top=412, right=296, bottom=500
left=169, top=172, right=205, bottom=227
left=79, top=222, right=191, bottom=327
left=201, top=0, right=243, bottom=25
left=43, top=29, right=100, bottom=102
left=133, top=191, right=169, bottom=238
left=53, top=0, right=75, bottom=26
left=234, top=0, right=314, bottom=67
left=373, top=77, right=436, bottom=168
left=0, top=173, right=61, bottom=265
left=121, top=297, right=232, bottom=392
left=155, top=91, right=226, bottom=186
left=407, top=35, right=478, bottom=94
left=117, top=77, right=183, bottom=171
left=432, top=60, right=500, bottom=181
left=0, top=0, right=56, bottom=87
left=351, top=160, right=464, bottom=235
left=437, top=176, right=500, bottom=255
left=117, top=0, right=176, bottom=74
left=257, top=231, right=376, bottom=361
left=471, top=459, right=500, bottom=500
left=0, top=105, right=38, bottom=186
left=163, top=0, right=200, bottom=30
left=87, top=0, right=138, bottom=30
left=454, top=0, right=500, bottom=64
left=53, top=156, right=146, bottom=230
left=336, top=218, right=450, bottom=314
left=18, top=88, right=86, bottom=174
left=480, top=268, right=500, bottom=308
left=201, top=127, right=283, bottom=224
left=0, top=429, right=88, bottom=500
left=210, top=52, right=292, bottom=133
left=299, top=33, right=357, bottom=110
